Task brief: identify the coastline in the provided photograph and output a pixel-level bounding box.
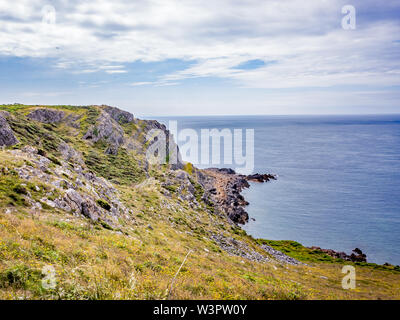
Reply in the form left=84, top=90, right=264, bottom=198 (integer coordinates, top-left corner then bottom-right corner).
left=202, top=167, right=372, bottom=265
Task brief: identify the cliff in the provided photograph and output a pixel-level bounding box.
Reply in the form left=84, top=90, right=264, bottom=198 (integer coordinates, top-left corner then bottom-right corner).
left=0, top=104, right=399, bottom=300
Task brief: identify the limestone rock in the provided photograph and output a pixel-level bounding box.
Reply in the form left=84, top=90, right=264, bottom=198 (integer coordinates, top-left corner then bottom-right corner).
left=63, top=189, right=100, bottom=221
left=59, top=141, right=84, bottom=165
left=27, top=108, right=65, bottom=123
left=0, top=113, right=19, bottom=146
left=83, top=111, right=124, bottom=155
left=103, top=105, right=134, bottom=124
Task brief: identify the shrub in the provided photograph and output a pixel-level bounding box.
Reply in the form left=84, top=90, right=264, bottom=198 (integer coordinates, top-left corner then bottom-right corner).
left=97, top=199, right=111, bottom=211
left=0, top=265, right=41, bottom=290
left=183, top=162, right=193, bottom=175
left=12, top=184, right=28, bottom=195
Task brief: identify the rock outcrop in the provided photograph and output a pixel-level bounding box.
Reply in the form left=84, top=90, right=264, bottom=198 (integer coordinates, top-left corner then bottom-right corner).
left=0, top=112, right=19, bottom=146
left=309, top=246, right=367, bottom=262
left=200, top=168, right=251, bottom=224
left=103, top=105, right=134, bottom=124
left=27, top=108, right=65, bottom=123
left=247, top=173, right=277, bottom=183
left=58, top=141, right=85, bottom=165
left=211, top=233, right=270, bottom=263
left=139, top=120, right=184, bottom=170
left=83, top=111, right=125, bottom=155
left=198, top=168, right=277, bottom=224
left=9, top=145, right=131, bottom=227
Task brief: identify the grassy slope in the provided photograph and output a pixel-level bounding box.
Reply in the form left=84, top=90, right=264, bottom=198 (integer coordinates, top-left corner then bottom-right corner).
left=0, top=104, right=399, bottom=300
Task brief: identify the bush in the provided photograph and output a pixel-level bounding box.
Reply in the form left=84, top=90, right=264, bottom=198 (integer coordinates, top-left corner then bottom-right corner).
left=0, top=265, right=41, bottom=290
left=97, top=199, right=111, bottom=211
left=184, top=162, right=193, bottom=175
left=49, top=156, right=61, bottom=166
left=12, top=184, right=28, bottom=195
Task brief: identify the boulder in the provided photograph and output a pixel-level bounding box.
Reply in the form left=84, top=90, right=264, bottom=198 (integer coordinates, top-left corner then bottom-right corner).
left=27, top=108, right=65, bottom=123
left=0, top=113, right=19, bottom=146
left=64, top=189, right=100, bottom=221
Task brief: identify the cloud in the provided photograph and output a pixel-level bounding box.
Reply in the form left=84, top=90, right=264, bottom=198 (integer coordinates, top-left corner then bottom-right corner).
left=130, top=81, right=153, bottom=86
left=0, top=0, right=399, bottom=88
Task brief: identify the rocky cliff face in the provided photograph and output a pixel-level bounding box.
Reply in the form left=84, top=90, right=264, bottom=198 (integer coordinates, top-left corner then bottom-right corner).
left=1, top=104, right=274, bottom=227
left=0, top=111, right=19, bottom=147
left=198, top=168, right=276, bottom=225
left=83, top=110, right=126, bottom=155
left=27, top=108, right=65, bottom=123
left=0, top=105, right=186, bottom=228
left=0, top=104, right=294, bottom=265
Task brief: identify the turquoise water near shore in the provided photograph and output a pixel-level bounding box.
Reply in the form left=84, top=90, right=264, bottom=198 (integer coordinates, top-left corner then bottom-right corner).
left=154, top=115, right=400, bottom=265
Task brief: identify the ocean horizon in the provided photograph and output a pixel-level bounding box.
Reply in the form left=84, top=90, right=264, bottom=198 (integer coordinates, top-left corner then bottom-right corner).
left=154, top=114, right=400, bottom=265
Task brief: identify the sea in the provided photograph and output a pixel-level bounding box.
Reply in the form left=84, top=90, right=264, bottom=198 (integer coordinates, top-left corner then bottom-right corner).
left=152, top=115, right=400, bottom=265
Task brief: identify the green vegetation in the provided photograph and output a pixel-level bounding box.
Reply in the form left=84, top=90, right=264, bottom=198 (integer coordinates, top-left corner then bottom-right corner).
left=97, top=199, right=111, bottom=211
left=84, top=143, right=146, bottom=185
left=257, top=239, right=400, bottom=273
left=183, top=162, right=193, bottom=175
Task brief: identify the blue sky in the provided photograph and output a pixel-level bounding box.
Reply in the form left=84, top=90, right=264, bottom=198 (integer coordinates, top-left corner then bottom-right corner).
left=0, top=0, right=399, bottom=116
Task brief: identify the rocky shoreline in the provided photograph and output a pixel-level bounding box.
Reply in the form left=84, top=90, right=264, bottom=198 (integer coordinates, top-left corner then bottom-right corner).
left=201, top=167, right=369, bottom=263
left=199, top=168, right=276, bottom=225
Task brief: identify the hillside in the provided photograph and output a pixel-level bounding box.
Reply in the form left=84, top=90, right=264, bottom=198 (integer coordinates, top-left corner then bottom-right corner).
left=0, top=104, right=399, bottom=300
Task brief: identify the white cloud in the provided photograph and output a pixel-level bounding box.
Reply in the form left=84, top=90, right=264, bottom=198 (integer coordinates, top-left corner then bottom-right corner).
left=0, top=0, right=399, bottom=88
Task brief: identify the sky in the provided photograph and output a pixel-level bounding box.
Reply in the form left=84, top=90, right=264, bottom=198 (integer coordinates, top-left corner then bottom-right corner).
left=0, top=0, right=399, bottom=116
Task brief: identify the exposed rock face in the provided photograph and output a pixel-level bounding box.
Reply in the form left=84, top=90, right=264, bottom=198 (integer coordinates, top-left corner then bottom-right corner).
left=140, top=120, right=184, bottom=170
left=309, top=246, right=367, bottom=262
left=59, top=141, right=85, bottom=165
left=211, top=233, right=270, bottom=263
left=103, top=105, right=134, bottom=124
left=83, top=111, right=125, bottom=155
left=200, top=168, right=251, bottom=224
left=27, top=108, right=65, bottom=123
left=9, top=145, right=131, bottom=227
left=62, top=189, right=100, bottom=221
left=0, top=112, right=19, bottom=146
left=199, top=168, right=277, bottom=225
left=260, top=244, right=303, bottom=265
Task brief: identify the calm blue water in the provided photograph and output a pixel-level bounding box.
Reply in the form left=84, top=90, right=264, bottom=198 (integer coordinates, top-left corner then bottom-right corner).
left=152, top=115, right=400, bottom=265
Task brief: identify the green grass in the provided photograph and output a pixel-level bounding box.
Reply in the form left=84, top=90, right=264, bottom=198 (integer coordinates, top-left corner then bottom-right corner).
left=257, top=239, right=400, bottom=273
left=83, top=142, right=146, bottom=185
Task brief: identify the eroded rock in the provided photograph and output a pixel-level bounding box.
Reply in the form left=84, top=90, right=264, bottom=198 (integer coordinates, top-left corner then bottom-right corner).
left=0, top=113, right=19, bottom=146
left=27, top=108, right=65, bottom=123
left=83, top=111, right=125, bottom=155
left=103, top=105, right=134, bottom=124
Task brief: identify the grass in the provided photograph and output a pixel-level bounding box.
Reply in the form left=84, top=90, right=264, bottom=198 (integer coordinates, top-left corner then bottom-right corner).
left=83, top=142, right=146, bottom=185
left=1, top=198, right=400, bottom=300
left=257, top=239, right=400, bottom=273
